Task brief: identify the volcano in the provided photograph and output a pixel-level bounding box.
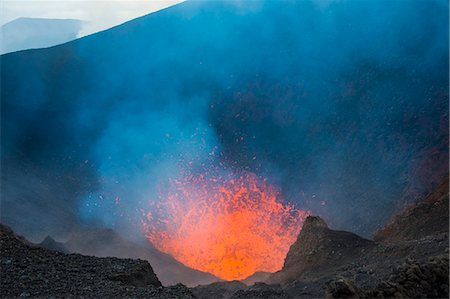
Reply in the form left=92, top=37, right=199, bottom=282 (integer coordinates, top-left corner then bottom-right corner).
left=143, top=172, right=309, bottom=280
left=1, top=178, right=448, bottom=297
left=0, top=0, right=448, bottom=296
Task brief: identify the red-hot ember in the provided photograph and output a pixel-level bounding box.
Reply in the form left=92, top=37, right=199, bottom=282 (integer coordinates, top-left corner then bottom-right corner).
left=143, top=172, right=309, bottom=280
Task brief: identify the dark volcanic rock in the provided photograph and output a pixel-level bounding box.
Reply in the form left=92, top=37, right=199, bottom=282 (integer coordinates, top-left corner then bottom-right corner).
left=191, top=280, right=247, bottom=299
left=241, top=271, right=273, bottom=286
left=231, top=282, right=290, bottom=298
left=268, top=216, right=376, bottom=285
left=374, top=175, right=449, bottom=243
left=263, top=175, right=449, bottom=298
left=164, top=283, right=196, bottom=298
left=192, top=280, right=290, bottom=299
left=325, top=278, right=360, bottom=298
left=363, top=254, right=449, bottom=298
left=108, top=263, right=162, bottom=287
left=64, top=228, right=220, bottom=287
left=0, top=223, right=199, bottom=298
left=325, top=254, right=450, bottom=299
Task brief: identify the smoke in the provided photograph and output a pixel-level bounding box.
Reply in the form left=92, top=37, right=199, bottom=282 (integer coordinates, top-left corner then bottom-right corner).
left=1, top=0, right=448, bottom=242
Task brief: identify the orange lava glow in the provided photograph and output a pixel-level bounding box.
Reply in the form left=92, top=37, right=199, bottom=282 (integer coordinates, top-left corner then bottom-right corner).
left=143, top=172, right=309, bottom=280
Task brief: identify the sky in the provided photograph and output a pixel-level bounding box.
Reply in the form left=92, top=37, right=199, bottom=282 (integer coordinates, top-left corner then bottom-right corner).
left=1, top=0, right=184, bottom=36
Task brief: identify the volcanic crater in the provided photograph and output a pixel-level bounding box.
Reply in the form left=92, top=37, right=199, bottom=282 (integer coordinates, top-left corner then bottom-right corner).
left=1, top=175, right=448, bottom=298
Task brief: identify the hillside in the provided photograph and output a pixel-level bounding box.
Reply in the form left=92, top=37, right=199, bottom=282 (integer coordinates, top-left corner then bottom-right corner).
left=374, top=175, right=449, bottom=243
left=1, top=17, right=83, bottom=54
left=265, top=175, right=449, bottom=297
left=268, top=216, right=376, bottom=285
left=0, top=224, right=186, bottom=298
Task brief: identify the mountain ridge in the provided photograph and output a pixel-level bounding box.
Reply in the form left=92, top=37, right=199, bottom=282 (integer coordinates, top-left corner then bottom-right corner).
left=1, top=17, right=84, bottom=54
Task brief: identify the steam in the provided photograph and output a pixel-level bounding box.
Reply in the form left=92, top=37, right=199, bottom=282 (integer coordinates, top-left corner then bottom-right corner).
left=1, top=0, right=448, bottom=243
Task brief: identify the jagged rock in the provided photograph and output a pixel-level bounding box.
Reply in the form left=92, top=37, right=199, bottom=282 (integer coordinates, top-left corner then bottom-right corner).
left=0, top=223, right=198, bottom=298
left=268, top=216, right=376, bottom=285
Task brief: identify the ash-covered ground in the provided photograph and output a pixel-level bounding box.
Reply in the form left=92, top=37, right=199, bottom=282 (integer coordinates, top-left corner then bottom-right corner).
left=1, top=176, right=448, bottom=298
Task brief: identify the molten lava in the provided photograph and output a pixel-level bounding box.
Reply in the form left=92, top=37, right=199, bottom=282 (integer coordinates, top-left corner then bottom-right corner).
left=143, top=172, right=308, bottom=280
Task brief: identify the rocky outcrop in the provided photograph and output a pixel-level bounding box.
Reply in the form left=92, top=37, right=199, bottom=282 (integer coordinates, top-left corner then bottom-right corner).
left=268, top=216, right=376, bottom=285
left=263, top=175, right=449, bottom=297
left=0, top=224, right=198, bottom=298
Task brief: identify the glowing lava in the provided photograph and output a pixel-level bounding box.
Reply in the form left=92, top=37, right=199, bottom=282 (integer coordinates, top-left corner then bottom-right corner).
left=143, top=172, right=309, bottom=280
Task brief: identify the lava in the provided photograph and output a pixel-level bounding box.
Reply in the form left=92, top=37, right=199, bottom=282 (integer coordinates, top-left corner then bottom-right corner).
left=143, top=171, right=309, bottom=280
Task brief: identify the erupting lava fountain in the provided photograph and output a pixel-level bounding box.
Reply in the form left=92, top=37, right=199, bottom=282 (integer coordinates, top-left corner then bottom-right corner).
left=143, top=171, right=309, bottom=280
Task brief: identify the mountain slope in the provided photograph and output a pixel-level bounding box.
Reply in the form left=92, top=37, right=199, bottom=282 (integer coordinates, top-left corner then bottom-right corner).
left=1, top=0, right=448, bottom=241
left=265, top=176, right=449, bottom=296
left=0, top=224, right=175, bottom=298
left=374, top=174, right=449, bottom=243
left=268, top=216, right=376, bottom=285
left=1, top=18, right=83, bottom=54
